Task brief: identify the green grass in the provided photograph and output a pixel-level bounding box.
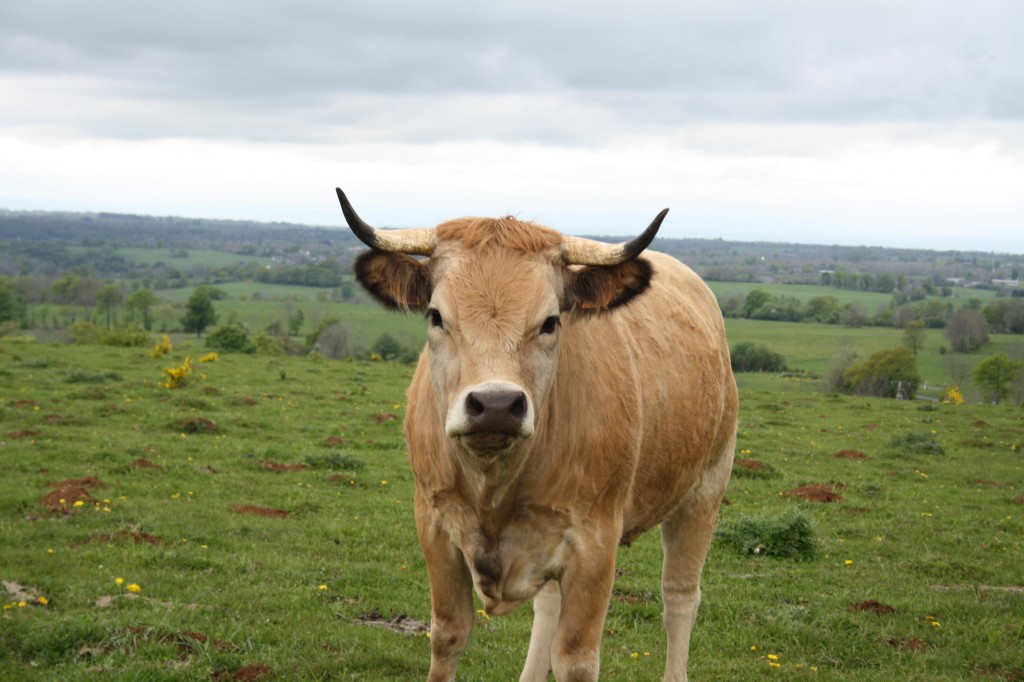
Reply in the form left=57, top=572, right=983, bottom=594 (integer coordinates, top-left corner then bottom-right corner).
left=1, top=337, right=1021, bottom=680
left=114, top=247, right=276, bottom=269
left=707, top=281, right=998, bottom=312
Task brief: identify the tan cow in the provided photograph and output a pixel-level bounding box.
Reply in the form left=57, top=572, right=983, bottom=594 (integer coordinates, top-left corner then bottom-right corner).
left=337, top=188, right=737, bottom=681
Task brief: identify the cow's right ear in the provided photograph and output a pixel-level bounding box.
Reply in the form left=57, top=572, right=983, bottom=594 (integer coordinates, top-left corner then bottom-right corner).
left=354, top=251, right=432, bottom=312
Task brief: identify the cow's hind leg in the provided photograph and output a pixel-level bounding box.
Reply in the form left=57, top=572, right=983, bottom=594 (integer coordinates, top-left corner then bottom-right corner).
left=520, top=580, right=559, bottom=682
left=660, top=443, right=734, bottom=682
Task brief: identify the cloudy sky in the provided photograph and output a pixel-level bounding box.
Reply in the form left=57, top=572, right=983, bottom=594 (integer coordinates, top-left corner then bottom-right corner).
left=2, top=0, right=1023, bottom=252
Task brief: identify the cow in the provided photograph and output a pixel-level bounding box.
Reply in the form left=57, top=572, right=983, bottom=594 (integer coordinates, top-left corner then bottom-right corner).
left=336, top=188, right=737, bottom=681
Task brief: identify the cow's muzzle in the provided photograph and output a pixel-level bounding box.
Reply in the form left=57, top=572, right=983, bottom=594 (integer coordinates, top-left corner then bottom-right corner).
left=447, top=382, right=534, bottom=453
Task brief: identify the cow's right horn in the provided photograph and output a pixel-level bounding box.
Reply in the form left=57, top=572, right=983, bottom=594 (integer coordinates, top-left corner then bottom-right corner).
left=561, top=208, right=668, bottom=266
left=336, top=188, right=437, bottom=255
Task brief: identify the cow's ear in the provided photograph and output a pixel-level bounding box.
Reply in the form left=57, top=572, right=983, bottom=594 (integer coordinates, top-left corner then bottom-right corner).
left=563, top=258, right=654, bottom=314
left=354, top=251, right=432, bottom=312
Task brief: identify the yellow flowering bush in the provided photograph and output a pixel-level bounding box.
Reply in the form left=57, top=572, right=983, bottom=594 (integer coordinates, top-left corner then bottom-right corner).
left=162, top=357, right=196, bottom=389
left=151, top=335, right=173, bottom=358
left=942, top=385, right=965, bottom=405
left=199, top=352, right=219, bottom=363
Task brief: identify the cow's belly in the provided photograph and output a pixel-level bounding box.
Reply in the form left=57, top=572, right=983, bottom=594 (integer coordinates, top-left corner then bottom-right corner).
left=455, top=514, right=574, bottom=616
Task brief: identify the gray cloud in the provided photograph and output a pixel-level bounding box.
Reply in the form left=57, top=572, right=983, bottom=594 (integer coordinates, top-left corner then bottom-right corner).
left=2, top=0, right=1022, bottom=147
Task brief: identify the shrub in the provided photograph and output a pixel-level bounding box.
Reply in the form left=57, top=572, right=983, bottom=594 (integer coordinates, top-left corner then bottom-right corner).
left=205, top=325, right=256, bottom=354
left=715, top=509, right=818, bottom=560
left=889, top=431, right=945, bottom=455
left=730, top=341, right=786, bottom=373
left=840, top=347, right=920, bottom=399
left=69, top=322, right=149, bottom=347
left=973, top=353, right=1024, bottom=404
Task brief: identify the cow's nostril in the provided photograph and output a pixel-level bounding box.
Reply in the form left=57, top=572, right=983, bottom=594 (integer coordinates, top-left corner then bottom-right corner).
left=510, top=394, right=527, bottom=420
left=466, top=393, right=485, bottom=418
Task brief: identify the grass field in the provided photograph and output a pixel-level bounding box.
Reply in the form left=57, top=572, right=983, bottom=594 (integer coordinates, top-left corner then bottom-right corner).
left=1, top=338, right=1021, bottom=680
left=706, top=281, right=998, bottom=311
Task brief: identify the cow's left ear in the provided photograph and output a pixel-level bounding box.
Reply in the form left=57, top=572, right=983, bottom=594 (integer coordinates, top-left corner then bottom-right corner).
left=354, top=251, right=432, bottom=312
left=562, top=258, right=654, bottom=314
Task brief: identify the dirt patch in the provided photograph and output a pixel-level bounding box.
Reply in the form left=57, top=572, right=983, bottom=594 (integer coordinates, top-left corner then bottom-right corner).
left=131, top=458, right=161, bottom=469
left=212, top=664, right=271, bottom=681
left=260, top=460, right=310, bottom=473
left=843, top=507, right=869, bottom=516
left=231, top=504, right=289, bottom=518
left=849, top=600, right=895, bottom=615
left=969, top=479, right=1007, bottom=487
left=355, top=608, right=430, bottom=635
left=785, top=483, right=845, bottom=503
left=44, top=414, right=77, bottom=425
left=863, top=423, right=881, bottom=429
left=7, top=429, right=42, bottom=439
left=1015, top=497, right=1024, bottom=506
left=973, top=420, right=989, bottom=427
left=3, top=580, right=42, bottom=602
left=325, top=436, right=346, bottom=446
left=76, top=529, right=163, bottom=547
left=177, top=417, right=217, bottom=434
left=36, top=477, right=106, bottom=513
left=834, top=449, right=869, bottom=459
left=735, top=458, right=766, bottom=470
left=373, top=413, right=398, bottom=424
left=11, top=399, right=39, bottom=409
left=886, top=636, right=925, bottom=652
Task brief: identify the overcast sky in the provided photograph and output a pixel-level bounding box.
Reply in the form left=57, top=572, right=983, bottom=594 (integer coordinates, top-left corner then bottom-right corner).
left=2, top=0, right=1023, bottom=252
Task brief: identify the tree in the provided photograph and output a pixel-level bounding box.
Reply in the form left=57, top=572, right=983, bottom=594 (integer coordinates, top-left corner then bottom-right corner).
left=95, top=284, right=124, bottom=329
left=206, top=324, right=256, bottom=353
left=730, top=342, right=786, bottom=372
left=841, top=347, right=921, bottom=399
left=945, top=307, right=989, bottom=353
left=181, top=289, right=218, bottom=337
left=288, top=308, right=305, bottom=336
left=125, top=289, right=160, bottom=330
left=973, top=354, right=1023, bottom=404
left=371, top=332, right=406, bottom=361
left=902, top=319, right=926, bottom=356
left=742, top=289, right=771, bottom=318
left=0, top=277, right=27, bottom=325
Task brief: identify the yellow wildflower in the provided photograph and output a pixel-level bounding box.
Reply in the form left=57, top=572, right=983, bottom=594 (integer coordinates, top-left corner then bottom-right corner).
left=126, top=583, right=141, bottom=594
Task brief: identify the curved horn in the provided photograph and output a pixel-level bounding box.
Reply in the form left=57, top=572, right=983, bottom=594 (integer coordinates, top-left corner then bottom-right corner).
left=335, top=188, right=437, bottom=255
left=561, top=208, right=668, bottom=266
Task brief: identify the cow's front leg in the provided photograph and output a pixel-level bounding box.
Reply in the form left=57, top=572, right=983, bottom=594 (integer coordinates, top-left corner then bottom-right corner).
left=416, top=502, right=474, bottom=682
left=550, top=532, right=618, bottom=681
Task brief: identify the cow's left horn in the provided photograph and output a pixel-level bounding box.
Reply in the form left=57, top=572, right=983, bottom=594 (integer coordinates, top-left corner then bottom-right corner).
left=561, top=208, right=668, bottom=266
left=336, top=188, right=437, bottom=255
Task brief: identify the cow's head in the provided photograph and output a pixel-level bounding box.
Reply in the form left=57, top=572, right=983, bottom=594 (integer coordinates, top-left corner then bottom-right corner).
left=338, top=189, right=666, bottom=456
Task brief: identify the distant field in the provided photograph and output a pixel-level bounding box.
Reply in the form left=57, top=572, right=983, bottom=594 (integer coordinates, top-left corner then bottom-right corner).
left=115, top=247, right=275, bottom=269
left=722, top=319, right=1023, bottom=397
left=707, top=281, right=998, bottom=311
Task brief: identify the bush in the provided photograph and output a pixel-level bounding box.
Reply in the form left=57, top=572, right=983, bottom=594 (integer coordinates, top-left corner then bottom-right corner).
left=889, top=431, right=945, bottom=455
left=840, top=347, right=920, bottom=399
left=205, top=325, right=256, bottom=354
left=69, top=322, right=150, bottom=347
left=715, top=509, right=818, bottom=560
left=730, top=341, right=787, bottom=373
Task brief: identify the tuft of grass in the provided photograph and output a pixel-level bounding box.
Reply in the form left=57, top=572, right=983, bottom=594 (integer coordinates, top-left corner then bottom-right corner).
left=715, top=509, right=818, bottom=560
left=889, top=430, right=945, bottom=455
left=304, top=452, right=365, bottom=470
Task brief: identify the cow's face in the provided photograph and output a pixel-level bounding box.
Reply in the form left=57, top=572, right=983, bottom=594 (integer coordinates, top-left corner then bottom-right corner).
left=337, top=189, right=665, bottom=456
left=422, top=246, right=563, bottom=453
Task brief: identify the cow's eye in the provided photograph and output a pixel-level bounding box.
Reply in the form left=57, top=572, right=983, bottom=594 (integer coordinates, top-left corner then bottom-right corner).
left=539, top=315, right=561, bottom=335
left=427, top=308, right=444, bottom=329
